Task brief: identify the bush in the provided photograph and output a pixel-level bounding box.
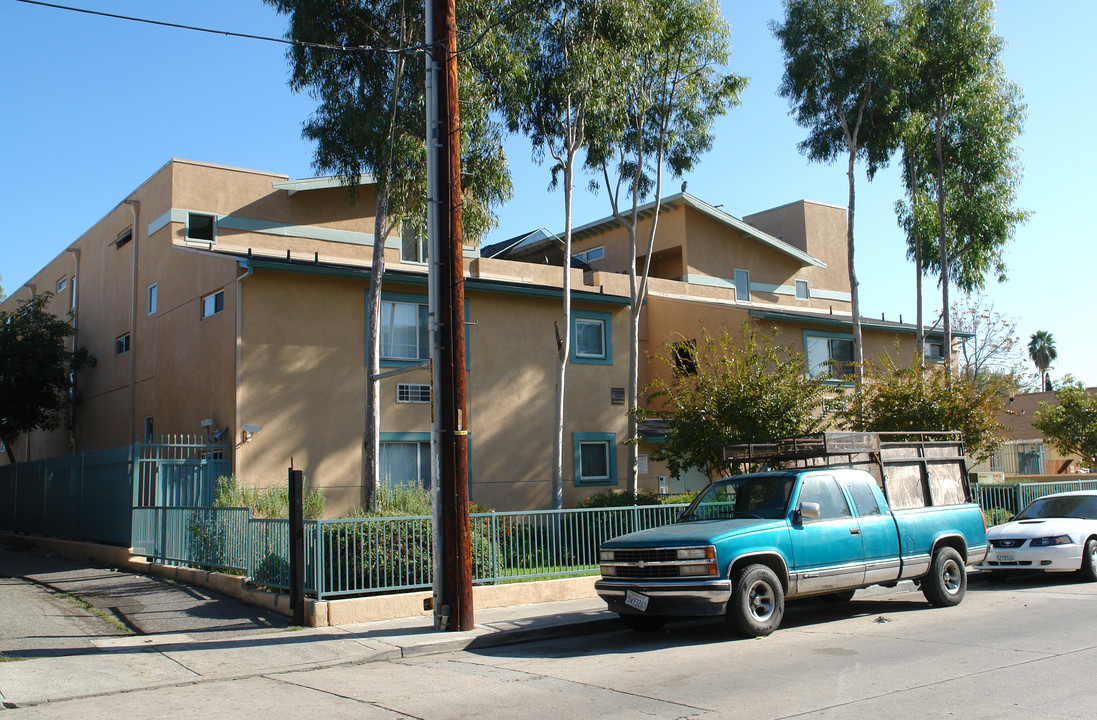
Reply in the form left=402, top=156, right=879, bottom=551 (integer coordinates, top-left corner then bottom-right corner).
left=574, top=489, right=695, bottom=508
left=214, top=475, right=326, bottom=519
left=983, top=507, right=1012, bottom=527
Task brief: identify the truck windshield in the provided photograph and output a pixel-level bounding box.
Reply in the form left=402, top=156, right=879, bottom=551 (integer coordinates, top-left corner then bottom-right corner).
left=679, top=474, right=796, bottom=521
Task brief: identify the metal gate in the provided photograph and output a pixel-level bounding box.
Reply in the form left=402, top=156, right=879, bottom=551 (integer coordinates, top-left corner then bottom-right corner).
left=132, top=435, right=230, bottom=508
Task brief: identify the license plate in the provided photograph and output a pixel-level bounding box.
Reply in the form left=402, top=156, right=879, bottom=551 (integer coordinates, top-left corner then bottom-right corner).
left=996, top=552, right=1015, bottom=563
left=625, top=590, right=650, bottom=612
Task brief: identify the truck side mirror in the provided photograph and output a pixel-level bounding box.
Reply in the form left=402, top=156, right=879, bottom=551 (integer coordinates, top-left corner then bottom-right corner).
left=797, top=501, right=821, bottom=522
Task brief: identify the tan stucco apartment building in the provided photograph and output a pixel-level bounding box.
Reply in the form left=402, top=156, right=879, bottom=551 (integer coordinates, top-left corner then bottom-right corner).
left=2, top=159, right=944, bottom=515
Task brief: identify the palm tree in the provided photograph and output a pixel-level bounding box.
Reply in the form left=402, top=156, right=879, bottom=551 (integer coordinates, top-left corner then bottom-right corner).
left=1028, top=331, right=1057, bottom=391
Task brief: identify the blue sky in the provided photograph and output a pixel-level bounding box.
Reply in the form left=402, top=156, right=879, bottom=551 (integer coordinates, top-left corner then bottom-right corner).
left=2, top=1, right=1092, bottom=385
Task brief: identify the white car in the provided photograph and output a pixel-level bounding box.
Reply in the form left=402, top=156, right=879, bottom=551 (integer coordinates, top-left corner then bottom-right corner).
left=975, top=490, right=1097, bottom=580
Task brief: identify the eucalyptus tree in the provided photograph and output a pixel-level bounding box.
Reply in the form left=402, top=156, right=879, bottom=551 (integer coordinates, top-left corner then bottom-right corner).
left=1028, top=330, right=1057, bottom=391
left=585, top=0, right=745, bottom=494
left=899, top=0, right=1027, bottom=367
left=266, top=0, right=510, bottom=502
left=486, top=0, right=619, bottom=508
left=773, top=0, right=905, bottom=385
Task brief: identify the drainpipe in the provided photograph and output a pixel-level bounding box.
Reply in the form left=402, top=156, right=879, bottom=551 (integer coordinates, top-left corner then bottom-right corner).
left=124, top=199, right=140, bottom=443
left=234, top=260, right=253, bottom=476
left=67, top=247, right=81, bottom=453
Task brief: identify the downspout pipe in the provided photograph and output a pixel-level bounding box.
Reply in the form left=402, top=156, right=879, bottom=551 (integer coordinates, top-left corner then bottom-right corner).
left=234, top=260, right=254, bottom=474
left=67, top=246, right=81, bottom=453
left=124, top=198, right=140, bottom=442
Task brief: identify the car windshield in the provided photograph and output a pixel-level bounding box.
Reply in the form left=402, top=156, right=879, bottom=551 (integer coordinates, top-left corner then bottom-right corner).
left=679, top=474, right=795, bottom=522
left=1015, top=494, right=1097, bottom=520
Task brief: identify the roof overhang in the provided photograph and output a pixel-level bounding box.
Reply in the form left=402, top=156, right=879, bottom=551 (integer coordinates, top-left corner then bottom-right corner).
left=748, top=308, right=974, bottom=339
left=272, top=174, right=376, bottom=195
left=570, top=192, right=826, bottom=269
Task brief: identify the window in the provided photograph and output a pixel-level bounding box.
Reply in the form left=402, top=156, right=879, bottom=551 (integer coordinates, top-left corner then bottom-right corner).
left=671, top=340, right=698, bottom=377
left=187, top=213, right=215, bottom=242
left=379, top=434, right=431, bottom=489
left=143, top=416, right=154, bottom=442
left=147, top=283, right=158, bottom=315
left=574, top=246, right=604, bottom=263
left=805, top=333, right=854, bottom=379
left=401, top=224, right=427, bottom=264
left=115, top=227, right=133, bottom=248
left=381, top=299, right=429, bottom=361
left=70, top=276, right=76, bottom=310
left=927, top=342, right=945, bottom=361
left=115, top=333, right=130, bottom=355
left=795, top=279, right=810, bottom=300
left=797, top=475, right=851, bottom=520
left=397, top=383, right=432, bottom=403
left=57, top=277, right=68, bottom=293
left=571, top=310, right=612, bottom=365
left=201, top=290, right=224, bottom=318
left=574, top=433, right=616, bottom=485
left=734, top=269, right=750, bottom=302
left=839, top=475, right=882, bottom=516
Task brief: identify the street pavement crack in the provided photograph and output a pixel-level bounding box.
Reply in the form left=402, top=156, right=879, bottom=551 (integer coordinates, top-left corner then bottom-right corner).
left=772, top=643, right=1097, bottom=719
left=264, top=675, right=425, bottom=718
left=444, top=657, right=714, bottom=714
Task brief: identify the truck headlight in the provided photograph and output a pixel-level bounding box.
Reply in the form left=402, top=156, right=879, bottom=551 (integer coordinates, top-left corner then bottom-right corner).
left=679, top=563, right=718, bottom=577
left=676, top=546, right=716, bottom=560
left=601, top=565, right=617, bottom=576
left=599, top=550, right=615, bottom=562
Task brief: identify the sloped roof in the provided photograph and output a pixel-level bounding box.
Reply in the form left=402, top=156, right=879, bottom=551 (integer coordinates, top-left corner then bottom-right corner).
left=569, top=192, right=826, bottom=269
left=272, top=174, right=376, bottom=195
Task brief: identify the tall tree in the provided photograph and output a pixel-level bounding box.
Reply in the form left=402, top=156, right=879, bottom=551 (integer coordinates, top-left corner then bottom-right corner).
left=487, top=0, right=617, bottom=508
left=773, top=0, right=904, bottom=385
left=1028, top=330, right=1057, bottom=392
left=901, top=0, right=1027, bottom=366
left=266, top=0, right=510, bottom=504
left=585, top=0, right=745, bottom=495
left=0, top=293, right=92, bottom=463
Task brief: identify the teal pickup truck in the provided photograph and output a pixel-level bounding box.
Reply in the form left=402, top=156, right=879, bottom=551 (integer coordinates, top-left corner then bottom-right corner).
left=596, top=432, right=989, bottom=637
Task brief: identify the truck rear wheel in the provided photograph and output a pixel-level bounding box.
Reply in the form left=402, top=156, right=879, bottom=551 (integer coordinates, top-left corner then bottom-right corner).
left=727, top=564, right=784, bottom=637
left=922, top=546, right=967, bottom=607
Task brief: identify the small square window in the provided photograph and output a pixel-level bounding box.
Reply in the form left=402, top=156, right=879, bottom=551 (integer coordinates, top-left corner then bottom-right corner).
left=188, top=213, right=216, bottom=242
left=397, top=383, right=432, bottom=403
left=115, top=228, right=133, bottom=248
left=143, top=416, right=154, bottom=442
left=805, top=334, right=854, bottom=379
left=115, top=333, right=130, bottom=355
left=574, top=432, right=616, bottom=485
left=734, top=269, right=750, bottom=302
left=57, top=277, right=68, bottom=293
left=927, top=342, right=945, bottom=361
left=147, top=283, right=158, bottom=315
left=201, top=290, right=224, bottom=319
left=571, top=310, right=612, bottom=364
left=795, top=279, right=810, bottom=300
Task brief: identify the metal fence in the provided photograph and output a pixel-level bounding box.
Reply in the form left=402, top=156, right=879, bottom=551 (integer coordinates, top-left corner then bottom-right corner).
left=129, top=503, right=688, bottom=601
left=0, top=446, right=134, bottom=545
left=969, top=442, right=1046, bottom=476
left=133, top=435, right=231, bottom=508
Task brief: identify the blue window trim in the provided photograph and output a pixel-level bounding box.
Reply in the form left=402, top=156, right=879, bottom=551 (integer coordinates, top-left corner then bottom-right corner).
left=803, top=329, right=854, bottom=386
left=571, top=309, right=613, bottom=365
left=379, top=432, right=430, bottom=443
left=573, top=432, right=617, bottom=486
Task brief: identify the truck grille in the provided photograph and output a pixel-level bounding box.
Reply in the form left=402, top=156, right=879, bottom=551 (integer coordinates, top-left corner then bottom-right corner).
left=601, top=548, right=704, bottom=579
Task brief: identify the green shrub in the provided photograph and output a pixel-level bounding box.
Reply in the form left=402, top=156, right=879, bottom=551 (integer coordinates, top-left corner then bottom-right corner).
left=214, top=475, right=326, bottom=519
left=983, top=507, right=1012, bottom=527
left=573, top=489, right=696, bottom=508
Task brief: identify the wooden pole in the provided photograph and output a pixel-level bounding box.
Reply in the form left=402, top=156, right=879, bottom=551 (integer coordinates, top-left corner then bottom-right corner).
left=434, top=0, right=473, bottom=631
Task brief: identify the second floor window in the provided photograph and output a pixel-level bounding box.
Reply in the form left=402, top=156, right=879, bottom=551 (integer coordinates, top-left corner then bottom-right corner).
left=115, top=333, right=130, bottom=355
left=381, top=300, right=429, bottom=361
left=202, top=290, right=224, bottom=319
left=805, top=333, right=854, bottom=379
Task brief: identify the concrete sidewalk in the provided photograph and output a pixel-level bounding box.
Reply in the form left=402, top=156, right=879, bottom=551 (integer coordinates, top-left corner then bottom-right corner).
left=0, top=595, right=619, bottom=709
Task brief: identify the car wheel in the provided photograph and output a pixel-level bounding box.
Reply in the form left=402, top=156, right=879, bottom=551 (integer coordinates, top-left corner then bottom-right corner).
left=618, top=613, right=669, bottom=631
left=727, top=564, right=784, bottom=637
left=823, top=589, right=857, bottom=603
left=922, top=546, right=967, bottom=607
left=1079, top=538, right=1097, bottom=582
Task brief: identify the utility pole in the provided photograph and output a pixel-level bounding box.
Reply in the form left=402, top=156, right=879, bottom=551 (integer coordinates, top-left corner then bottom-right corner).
left=429, top=0, right=473, bottom=632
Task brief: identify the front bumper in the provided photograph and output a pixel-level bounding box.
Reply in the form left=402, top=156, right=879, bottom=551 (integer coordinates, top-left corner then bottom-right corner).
left=595, top=578, right=732, bottom=616
left=974, top=543, right=1083, bottom=573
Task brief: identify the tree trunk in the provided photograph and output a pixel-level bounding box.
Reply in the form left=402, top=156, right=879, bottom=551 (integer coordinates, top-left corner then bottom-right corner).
left=934, top=107, right=951, bottom=380
left=364, top=196, right=387, bottom=508
left=911, top=146, right=925, bottom=367
left=846, top=149, right=864, bottom=384
left=552, top=151, right=575, bottom=510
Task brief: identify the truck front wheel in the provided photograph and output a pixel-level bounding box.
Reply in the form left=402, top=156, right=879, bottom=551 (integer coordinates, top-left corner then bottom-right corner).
left=727, top=564, right=784, bottom=637
left=922, top=546, right=967, bottom=607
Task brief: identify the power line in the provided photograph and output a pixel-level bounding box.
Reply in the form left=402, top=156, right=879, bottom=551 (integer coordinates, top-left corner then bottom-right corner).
left=13, top=0, right=421, bottom=55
